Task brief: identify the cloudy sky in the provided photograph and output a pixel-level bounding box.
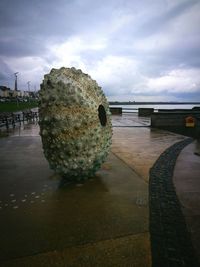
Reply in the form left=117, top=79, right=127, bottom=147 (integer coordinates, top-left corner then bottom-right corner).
left=0, top=0, right=200, bottom=101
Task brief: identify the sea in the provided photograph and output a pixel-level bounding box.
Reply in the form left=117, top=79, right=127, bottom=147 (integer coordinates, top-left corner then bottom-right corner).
left=109, top=103, right=200, bottom=112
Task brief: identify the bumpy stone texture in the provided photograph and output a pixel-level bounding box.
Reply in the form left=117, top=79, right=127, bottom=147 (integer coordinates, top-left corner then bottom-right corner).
left=39, top=67, right=112, bottom=180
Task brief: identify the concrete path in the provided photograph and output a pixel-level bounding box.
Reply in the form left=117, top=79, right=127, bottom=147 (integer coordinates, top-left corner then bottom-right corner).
left=173, top=139, right=200, bottom=262
left=112, top=114, right=187, bottom=182
left=0, top=113, right=199, bottom=266
left=0, top=136, right=150, bottom=266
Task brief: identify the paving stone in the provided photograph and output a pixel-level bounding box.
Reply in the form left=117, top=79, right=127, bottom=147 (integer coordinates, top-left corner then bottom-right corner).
left=149, top=138, right=199, bottom=267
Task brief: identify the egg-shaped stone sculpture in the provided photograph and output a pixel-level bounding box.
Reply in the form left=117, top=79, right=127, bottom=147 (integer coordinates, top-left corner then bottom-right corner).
left=39, top=67, right=112, bottom=180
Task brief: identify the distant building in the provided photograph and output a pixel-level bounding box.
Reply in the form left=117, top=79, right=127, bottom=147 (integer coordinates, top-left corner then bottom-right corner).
left=0, top=85, right=38, bottom=99
left=0, top=86, right=12, bottom=97
left=23, top=91, right=31, bottom=97
left=12, top=89, right=21, bottom=97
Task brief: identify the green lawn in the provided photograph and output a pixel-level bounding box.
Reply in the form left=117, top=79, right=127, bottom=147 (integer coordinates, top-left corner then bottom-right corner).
left=0, top=101, right=38, bottom=112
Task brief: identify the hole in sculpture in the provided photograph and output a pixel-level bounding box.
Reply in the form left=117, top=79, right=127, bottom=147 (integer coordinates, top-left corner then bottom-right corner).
left=98, top=105, right=107, bottom=126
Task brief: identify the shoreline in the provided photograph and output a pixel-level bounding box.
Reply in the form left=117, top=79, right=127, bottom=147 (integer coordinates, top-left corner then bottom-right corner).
left=109, top=101, right=200, bottom=105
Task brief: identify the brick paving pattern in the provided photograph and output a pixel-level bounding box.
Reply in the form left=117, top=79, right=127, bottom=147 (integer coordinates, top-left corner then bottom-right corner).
left=149, top=138, right=199, bottom=267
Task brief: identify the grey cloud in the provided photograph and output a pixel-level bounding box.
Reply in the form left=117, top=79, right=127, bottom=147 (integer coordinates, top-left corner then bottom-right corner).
left=0, top=0, right=80, bottom=57
left=0, top=0, right=131, bottom=37
left=137, top=0, right=199, bottom=37
left=0, top=58, right=13, bottom=84
left=0, top=0, right=200, bottom=100
left=0, top=36, right=46, bottom=57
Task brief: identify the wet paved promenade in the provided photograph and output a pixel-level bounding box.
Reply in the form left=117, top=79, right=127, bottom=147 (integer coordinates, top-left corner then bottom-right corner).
left=173, top=140, right=200, bottom=262
left=0, top=113, right=199, bottom=266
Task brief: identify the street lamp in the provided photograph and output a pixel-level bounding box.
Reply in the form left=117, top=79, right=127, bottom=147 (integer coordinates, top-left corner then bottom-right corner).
left=14, top=72, right=19, bottom=91
left=14, top=72, right=19, bottom=106
left=27, top=81, right=31, bottom=103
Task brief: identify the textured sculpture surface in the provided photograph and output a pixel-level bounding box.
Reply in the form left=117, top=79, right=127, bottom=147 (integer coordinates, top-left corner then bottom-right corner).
left=39, top=67, right=112, bottom=180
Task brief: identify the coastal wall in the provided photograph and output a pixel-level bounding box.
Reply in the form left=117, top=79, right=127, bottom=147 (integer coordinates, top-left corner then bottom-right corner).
left=138, top=108, right=154, bottom=116
left=110, top=107, right=122, bottom=115
left=151, top=112, right=200, bottom=138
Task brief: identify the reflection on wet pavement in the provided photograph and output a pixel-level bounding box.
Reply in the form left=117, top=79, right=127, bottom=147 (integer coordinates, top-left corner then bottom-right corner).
left=0, top=113, right=191, bottom=266
left=0, top=133, right=151, bottom=266
left=111, top=114, right=186, bottom=181
left=2, top=113, right=151, bottom=137
left=112, top=113, right=150, bottom=127
left=1, top=114, right=187, bottom=184
left=6, top=121, right=40, bottom=137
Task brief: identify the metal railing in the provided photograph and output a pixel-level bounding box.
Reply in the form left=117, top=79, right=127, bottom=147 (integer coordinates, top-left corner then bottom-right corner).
left=0, top=109, right=38, bottom=129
